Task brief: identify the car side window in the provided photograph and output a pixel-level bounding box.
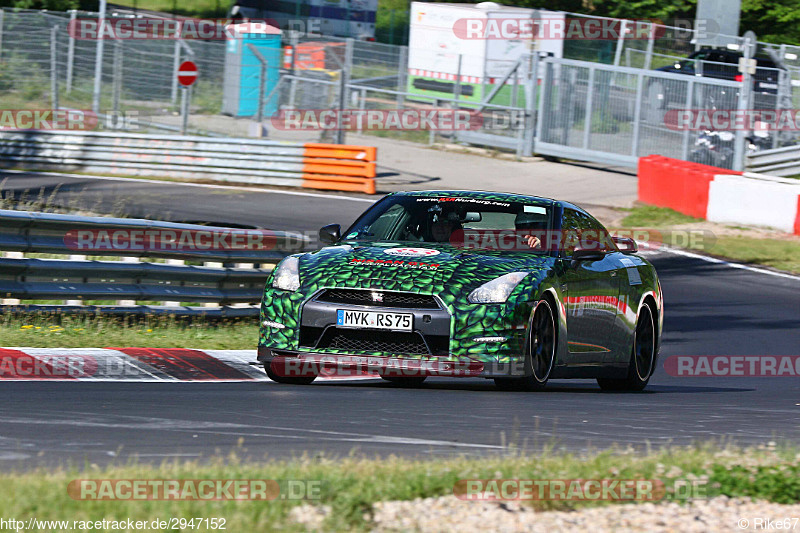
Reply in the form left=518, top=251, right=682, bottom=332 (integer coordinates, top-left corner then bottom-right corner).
left=561, top=208, right=616, bottom=257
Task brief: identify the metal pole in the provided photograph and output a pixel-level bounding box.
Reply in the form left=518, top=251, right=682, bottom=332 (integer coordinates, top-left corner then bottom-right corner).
left=335, top=38, right=354, bottom=145
left=631, top=72, right=645, bottom=157
left=613, top=20, right=627, bottom=67
left=66, top=10, right=76, bottom=93
left=0, top=9, right=4, bottom=63
left=396, top=45, right=407, bottom=110
left=256, top=60, right=266, bottom=123
left=643, top=22, right=655, bottom=71
left=288, top=31, right=298, bottom=109
left=454, top=54, right=462, bottom=106
left=171, top=39, right=181, bottom=105
left=112, top=40, right=122, bottom=119
left=733, top=37, right=755, bottom=171
left=681, top=78, right=694, bottom=161
left=50, top=25, right=59, bottom=111
left=522, top=52, right=538, bottom=157
left=582, top=66, right=595, bottom=150
left=92, top=0, right=107, bottom=113
left=180, top=87, right=189, bottom=135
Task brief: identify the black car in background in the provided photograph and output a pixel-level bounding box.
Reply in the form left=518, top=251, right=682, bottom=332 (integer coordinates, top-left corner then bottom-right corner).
left=647, top=48, right=785, bottom=120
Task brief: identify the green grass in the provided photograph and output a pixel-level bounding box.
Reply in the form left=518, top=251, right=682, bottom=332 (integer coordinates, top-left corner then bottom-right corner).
left=1, top=444, right=799, bottom=531
left=0, top=314, right=257, bottom=349
left=621, top=205, right=800, bottom=274
left=621, top=205, right=703, bottom=227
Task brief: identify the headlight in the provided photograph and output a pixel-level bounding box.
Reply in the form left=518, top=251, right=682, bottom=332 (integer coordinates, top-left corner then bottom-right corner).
left=468, top=272, right=529, bottom=304
left=272, top=256, right=300, bottom=291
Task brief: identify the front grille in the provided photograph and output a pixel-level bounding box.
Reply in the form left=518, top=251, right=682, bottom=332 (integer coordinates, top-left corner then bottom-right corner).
left=299, top=326, right=450, bottom=356
left=316, top=289, right=439, bottom=309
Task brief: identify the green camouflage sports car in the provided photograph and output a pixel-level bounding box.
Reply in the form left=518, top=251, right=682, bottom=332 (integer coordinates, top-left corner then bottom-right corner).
left=258, top=191, right=663, bottom=391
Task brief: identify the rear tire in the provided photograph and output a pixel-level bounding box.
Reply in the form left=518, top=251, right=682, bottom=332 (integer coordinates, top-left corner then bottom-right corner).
left=380, top=376, right=427, bottom=387
left=265, top=363, right=317, bottom=385
left=494, top=299, right=556, bottom=391
left=597, top=304, right=655, bottom=392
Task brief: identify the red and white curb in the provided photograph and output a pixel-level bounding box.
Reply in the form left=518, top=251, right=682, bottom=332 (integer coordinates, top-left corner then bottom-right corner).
left=0, top=348, right=379, bottom=382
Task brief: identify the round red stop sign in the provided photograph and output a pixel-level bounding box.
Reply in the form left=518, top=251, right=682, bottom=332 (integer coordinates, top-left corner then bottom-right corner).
left=177, top=61, right=198, bottom=87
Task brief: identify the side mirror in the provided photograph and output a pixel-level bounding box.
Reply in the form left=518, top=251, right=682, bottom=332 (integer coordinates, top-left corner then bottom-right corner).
left=319, top=224, right=341, bottom=245
left=571, top=244, right=606, bottom=263
left=612, top=236, right=638, bottom=255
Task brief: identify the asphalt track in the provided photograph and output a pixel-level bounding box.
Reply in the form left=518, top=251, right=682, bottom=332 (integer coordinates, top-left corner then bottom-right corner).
left=0, top=170, right=799, bottom=468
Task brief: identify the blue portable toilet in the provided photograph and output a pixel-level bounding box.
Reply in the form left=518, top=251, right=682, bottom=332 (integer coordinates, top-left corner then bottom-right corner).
left=222, top=22, right=282, bottom=117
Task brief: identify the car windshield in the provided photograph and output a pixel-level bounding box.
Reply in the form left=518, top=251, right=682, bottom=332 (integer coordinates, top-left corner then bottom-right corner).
left=342, top=195, right=552, bottom=251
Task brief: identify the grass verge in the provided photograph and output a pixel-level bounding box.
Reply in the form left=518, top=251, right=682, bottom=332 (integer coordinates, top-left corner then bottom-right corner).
left=0, top=314, right=257, bottom=349
left=2, top=444, right=799, bottom=531
left=621, top=206, right=800, bottom=274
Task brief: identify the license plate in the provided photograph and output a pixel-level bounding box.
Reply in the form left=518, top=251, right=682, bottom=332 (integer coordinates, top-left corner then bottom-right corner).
left=337, top=309, right=413, bottom=331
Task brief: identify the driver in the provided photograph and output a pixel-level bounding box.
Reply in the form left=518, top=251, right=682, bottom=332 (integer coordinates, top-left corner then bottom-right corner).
left=429, top=211, right=462, bottom=243
left=514, top=212, right=546, bottom=249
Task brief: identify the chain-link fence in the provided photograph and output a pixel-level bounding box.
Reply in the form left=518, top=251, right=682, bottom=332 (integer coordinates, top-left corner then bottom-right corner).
left=1, top=7, right=799, bottom=171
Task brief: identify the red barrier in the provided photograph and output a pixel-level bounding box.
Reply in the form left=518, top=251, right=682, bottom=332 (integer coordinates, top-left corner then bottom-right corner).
left=637, top=156, right=742, bottom=219
left=795, top=196, right=800, bottom=236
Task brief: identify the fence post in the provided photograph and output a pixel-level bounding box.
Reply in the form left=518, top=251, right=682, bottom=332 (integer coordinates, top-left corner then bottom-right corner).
left=582, top=66, right=595, bottom=150
left=522, top=52, right=538, bottom=157
left=643, top=22, right=655, bottom=70
left=288, top=31, right=299, bottom=109
left=397, top=45, right=407, bottom=109
left=112, top=39, right=122, bottom=119
left=92, top=0, right=107, bottom=113
left=681, top=78, right=694, bottom=161
left=247, top=43, right=268, bottom=123
left=335, top=38, right=354, bottom=145
left=171, top=39, right=181, bottom=105
left=180, top=86, right=190, bottom=135
left=535, top=59, right=552, bottom=146
left=66, top=9, right=76, bottom=93
left=733, top=36, right=755, bottom=171
left=631, top=71, right=645, bottom=157
left=50, top=26, right=59, bottom=112
left=0, top=9, right=4, bottom=63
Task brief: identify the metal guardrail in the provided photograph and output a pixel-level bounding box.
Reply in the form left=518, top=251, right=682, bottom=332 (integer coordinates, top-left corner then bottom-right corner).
left=0, top=209, right=311, bottom=315
left=0, top=131, right=378, bottom=193
left=746, top=145, right=800, bottom=177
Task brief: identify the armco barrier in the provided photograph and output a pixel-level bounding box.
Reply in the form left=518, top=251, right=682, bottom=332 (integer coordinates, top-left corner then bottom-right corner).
left=0, top=131, right=377, bottom=194
left=638, top=156, right=800, bottom=235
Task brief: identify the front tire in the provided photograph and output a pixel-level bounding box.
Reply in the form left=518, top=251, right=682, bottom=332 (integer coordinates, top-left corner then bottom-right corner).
left=597, top=303, right=655, bottom=392
left=265, top=363, right=317, bottom=385
left=494, top=299, right=556, bottom=391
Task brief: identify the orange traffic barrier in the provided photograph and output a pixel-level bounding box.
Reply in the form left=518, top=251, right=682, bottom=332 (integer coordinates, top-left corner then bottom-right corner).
left=300, top=143, right=377, bottom=194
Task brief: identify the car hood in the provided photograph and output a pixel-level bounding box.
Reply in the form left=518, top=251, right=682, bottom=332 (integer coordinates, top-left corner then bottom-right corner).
left=297, top=242, right=554, bottom=296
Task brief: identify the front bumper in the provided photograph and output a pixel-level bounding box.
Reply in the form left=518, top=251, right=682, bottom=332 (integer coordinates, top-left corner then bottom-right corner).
left=257, top=347, right=529, bottom=378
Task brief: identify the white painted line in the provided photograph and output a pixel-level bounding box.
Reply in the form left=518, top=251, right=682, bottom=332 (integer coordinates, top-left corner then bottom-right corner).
left=644, top=246, right=800, bottom=282
left=0, top=169, right=376, bottom=202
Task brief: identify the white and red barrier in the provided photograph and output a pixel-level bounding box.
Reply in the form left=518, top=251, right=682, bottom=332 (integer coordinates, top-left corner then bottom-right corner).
left=638, top=156, right=800, bottom=235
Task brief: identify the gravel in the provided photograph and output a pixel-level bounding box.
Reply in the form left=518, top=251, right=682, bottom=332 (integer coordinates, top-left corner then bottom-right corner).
left=291, top=496, right=800, bottom=532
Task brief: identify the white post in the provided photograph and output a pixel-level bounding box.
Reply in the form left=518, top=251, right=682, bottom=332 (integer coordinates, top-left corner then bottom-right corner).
left=92, top=0, right=107, bottom=113
left=50, top=26, right=59, bottom=111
